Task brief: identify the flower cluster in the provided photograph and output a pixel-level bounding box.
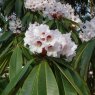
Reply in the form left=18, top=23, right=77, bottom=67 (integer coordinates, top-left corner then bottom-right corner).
left=24, top=23, right=77, bottom=61
left=43, top=2, right=81, bottom=22
left=8, top=13, right=22, bottom=34
left=24, top=0, right=81, bottom=22
left=79, top=17, right=95, bottom=42
left=24, top=0, right=55, bottom=12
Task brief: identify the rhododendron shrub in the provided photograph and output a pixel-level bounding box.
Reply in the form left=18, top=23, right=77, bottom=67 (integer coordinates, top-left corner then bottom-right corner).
left=0, top=0, right=95, bottom=95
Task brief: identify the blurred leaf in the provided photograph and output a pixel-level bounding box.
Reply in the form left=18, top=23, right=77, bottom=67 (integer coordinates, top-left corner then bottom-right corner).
left=45, top=20, right=54, bottom=29
left=0, top=14, right=7, bottom=26
left=22, top=12, right=33, bottom=27
left=0, top=31, right=12, bottom=42
left=15, top=0, right=23, bottom=17
left=4, top=0, right=15, bottom=15
left=21, top=46, right=32, bottom=60
left=0, top=77, right=8, bottom=94
left=71, top=32, right=80, bottom=44
left=55, top=20, right=67, bottom=33
left=0, top=42, right=12, bottom=74
left=0, top=41, right=12, bottom=58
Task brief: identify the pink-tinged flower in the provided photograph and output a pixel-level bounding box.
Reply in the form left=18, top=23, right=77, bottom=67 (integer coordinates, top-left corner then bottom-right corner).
left=43, top=2, right=81, bottom=22
left=24, top=23, right=77, bottom=61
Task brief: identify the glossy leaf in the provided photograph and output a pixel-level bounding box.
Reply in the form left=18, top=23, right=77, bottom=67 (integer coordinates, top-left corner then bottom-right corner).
left=54, top=62, right=90, bottom=95
left=1, top=60, right=34, bottom=95
left=9, top=46, right=23, bottom=81
left=20, top=60, right=59, bottom=95
left=79, top=39, right=95, bottom=80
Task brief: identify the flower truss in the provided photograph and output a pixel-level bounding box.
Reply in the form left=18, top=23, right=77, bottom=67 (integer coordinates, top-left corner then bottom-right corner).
left=43, top=2, right=81, bottom=22
left=79, top=17, right=95, bottom=42
left=24, top=0, right=81, bottom=22
left=8, top=13, right=22, bottom=34
left=24, top=23, right=77, bottom=61
left=24, top=0, right=55, bottom=12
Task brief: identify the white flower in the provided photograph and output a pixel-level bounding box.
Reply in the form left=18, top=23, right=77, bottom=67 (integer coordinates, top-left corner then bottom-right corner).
left=8, top=14, right=22, bottom=34
left=43, top=2, right=81, bottom=22
left=79, top=18, right=95, bottom=42
left=62, top=33, right=77, bottom=61
left=24, top=0, right=55, bottom=11
left=24, top=23, right=77, bottom=61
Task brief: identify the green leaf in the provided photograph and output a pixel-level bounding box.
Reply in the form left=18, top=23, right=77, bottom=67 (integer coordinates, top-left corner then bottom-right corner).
left=0, top=57, right=9, bottom=74
left=79, top=39, right=95, bottom=80
left=20, top=60, right=59, bottom=95
left=4, top=0, right=15, bottom=15
left=15, top=0, right=23, bottom=17
left=22, top=12, right=33, bottom=27
left=9, top=46, right=23, bottom=81
left=0, top=14, right=7, bottom=25
left=69, top=70, right=90, bottom=95
left=0, top=31, right=12, bottom=42
left=55, top=20, right=67, bottom=33
left=46, top=20, right=54, bottom=29
left=0, top=41, right=12, bottom=58
left=72, top=39, right=95, bottom=80
left=1, top=60, right=33, bottom=95
left=62, top=74, right=77, bottom=95
left=54, top=67, right=65, bottom=95
left=54, top=62, right=89, bottom=95
left=71, top=32, right=79, bottom=44
left=0, top=42, right=13, bottom=74
left=53, top=59, right=90, bottom=95
left=0, top=77, right=8, bottom=94
left=21, top=46, right=31, bottom=60
left=72, top=42, right=87, bottom=68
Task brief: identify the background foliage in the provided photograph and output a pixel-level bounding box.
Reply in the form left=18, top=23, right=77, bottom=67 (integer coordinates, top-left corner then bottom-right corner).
left=0, top=0, right=95, bottom=95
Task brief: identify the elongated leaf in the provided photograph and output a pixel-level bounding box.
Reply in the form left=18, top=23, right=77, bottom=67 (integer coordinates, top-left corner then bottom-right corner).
left=55, top=20, right=67, bottom=33
left=15, top=0, right=23, bottom=17
left=9, top=46, right=23, bottom=81
left=54, top=62, right=90, bottom=95
left=0, top=41, right=12, bottom=58
left=0, top=14, right=6, bottom=25
left=79, top=39, right=95, bottom=80
left=1, top=60, right=33, bottom=95
left=54, top=67, right=65, bottom=95
left=46, top=20, right=54, bottom=29
left=20, top=60, right=59, bottom=95
left=69, top=70, right=90, bottom=95
left=62, top=74, right=77, bottom=95
left=73, top=39, right=95, bottom=80
left=4, top=0, right=15, bottom=15
left=0, top=31, right=12, bottom=42
left=22, top=12, right=30, bottom=25
left=21, top=46, right=32, bottom=60
left=0, top=57, right=9, bottom=74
